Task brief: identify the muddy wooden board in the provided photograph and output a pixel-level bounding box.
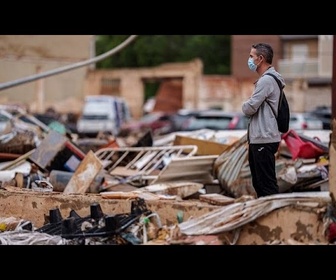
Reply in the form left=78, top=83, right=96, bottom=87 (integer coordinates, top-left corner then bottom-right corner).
left=109, top=166, right=139, bottom=177
left=28, top=130, right=67, bottom=170
left=141, top=181, right=204, bottom=198
left=63, top=150, right=103, bottom=194
left=173, top=135, right=235, bottom=155
left=100, top=190, right=175, bottom=201
left=199, top=193, right=235, bottom=206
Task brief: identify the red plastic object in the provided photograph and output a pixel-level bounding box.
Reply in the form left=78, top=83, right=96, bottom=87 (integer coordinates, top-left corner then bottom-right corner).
left=281, top=129, right=325, bottom=160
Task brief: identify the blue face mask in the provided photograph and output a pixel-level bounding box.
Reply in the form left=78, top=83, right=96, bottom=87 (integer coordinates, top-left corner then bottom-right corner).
left=247, top=57, right=257, bottom=72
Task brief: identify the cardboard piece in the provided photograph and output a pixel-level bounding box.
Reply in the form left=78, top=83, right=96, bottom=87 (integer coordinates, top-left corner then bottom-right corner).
left=173, top=135, right=237, bottom=155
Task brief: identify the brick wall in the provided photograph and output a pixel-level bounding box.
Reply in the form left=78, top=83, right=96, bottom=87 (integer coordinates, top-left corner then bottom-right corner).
left=231, top=35, right=281, bottom=78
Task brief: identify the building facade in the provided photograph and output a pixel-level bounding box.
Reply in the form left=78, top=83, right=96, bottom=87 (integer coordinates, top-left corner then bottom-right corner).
left=231, top=35, right=333, bottom=112
left=0, top=35, right=94, bottom=114
left=0, top=35, right=332, bottom=118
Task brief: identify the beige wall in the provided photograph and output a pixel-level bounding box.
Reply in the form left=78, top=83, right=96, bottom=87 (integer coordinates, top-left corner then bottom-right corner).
left=84, top=65, right=331, bottom=117
left=0, top=35, right=331, bottom=117
left=0, top=188, right=329, bottom=244
left=83, top=59, right=204, bottom=119
left=0, top=35, right=93, bottom=114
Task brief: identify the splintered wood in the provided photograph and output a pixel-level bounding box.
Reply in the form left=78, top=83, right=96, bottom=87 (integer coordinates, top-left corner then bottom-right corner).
left=63, top=151, right=103, bottom=194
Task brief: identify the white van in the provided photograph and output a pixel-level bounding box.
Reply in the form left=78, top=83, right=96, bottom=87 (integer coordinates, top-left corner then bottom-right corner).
left=76, top=95, right=131, bottom=137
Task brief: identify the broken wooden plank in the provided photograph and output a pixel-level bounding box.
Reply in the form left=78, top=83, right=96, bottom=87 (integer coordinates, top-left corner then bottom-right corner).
left=141, top=181, right=204, bottom=198
left=173, top=135, right=237, bottom=155
left=199, top=193, right=235, bottom=206
left=100, top=190, right=176, bottom=201
left=29, top=130, right=67, bottom=170
left=109, top=166, right=139, bottom=177
left=0, top=149, right=35, bottom=171
left=29, top=130, right=85, bottom=172
left=63, top=150, right=103, bottom=194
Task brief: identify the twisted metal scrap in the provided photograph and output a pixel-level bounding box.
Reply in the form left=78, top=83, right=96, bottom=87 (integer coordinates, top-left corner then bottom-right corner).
left=213, top=134, right=252, bottom=196
left=178, top=192, right=331, bottom=236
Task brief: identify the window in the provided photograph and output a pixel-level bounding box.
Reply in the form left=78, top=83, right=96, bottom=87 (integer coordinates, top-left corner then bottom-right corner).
left=101, top=78, right=120, bottom=95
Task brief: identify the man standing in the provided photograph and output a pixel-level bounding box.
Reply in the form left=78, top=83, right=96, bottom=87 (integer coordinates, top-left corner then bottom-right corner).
left=242, top=43, right=286, bottom=198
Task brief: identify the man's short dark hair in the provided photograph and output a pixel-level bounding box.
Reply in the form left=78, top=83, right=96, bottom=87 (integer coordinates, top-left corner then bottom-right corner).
left=252, top=43, right=273, bottom=64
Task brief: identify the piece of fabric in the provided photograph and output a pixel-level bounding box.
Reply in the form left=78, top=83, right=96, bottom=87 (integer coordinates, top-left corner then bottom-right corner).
left=282, top=130, right=326, bottom=160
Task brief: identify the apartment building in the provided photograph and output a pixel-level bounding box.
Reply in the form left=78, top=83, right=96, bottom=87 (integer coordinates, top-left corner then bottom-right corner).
left=231, top=35, right=333, bottom=112
left=278, top=35, right=332, bottom=112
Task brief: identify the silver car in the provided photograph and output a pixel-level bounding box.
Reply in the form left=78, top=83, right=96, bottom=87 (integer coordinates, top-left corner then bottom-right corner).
left=289, top=112, right=324, bottom=130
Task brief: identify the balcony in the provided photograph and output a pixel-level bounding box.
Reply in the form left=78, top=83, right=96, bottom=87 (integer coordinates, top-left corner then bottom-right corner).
left=278, top=58, right=319, bottom=79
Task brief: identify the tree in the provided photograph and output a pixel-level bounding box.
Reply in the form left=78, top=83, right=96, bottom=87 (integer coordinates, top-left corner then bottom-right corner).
left=95, top=35, right=231, bottom=75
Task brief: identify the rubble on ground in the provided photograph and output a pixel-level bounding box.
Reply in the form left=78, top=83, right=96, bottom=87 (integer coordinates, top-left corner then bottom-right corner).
left=0, top=108, right=334, bottom=245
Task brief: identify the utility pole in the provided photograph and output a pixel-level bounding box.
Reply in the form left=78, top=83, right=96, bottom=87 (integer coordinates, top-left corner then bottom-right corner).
left=333, top=35, right=336, bottom=122
left=330, top=35, right=336, bottom=197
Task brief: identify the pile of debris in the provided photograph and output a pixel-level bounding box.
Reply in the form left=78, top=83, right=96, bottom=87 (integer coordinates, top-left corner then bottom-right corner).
left=0, top=107, right=333, bottom=244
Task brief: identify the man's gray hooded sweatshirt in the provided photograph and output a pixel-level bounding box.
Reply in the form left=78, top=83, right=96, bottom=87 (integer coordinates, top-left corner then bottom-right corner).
left=242, top=66, right=286, bottom=144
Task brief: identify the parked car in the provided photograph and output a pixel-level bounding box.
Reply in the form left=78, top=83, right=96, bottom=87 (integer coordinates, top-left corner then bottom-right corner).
left=289, top=112, right=324, bottom=130
left=170, top=109, right=206, bottom=131
left=308, top=106, right=331, bottom=130
left=77, top=95, right=131, bottom=137
left=181, top=110, right=249, bottom=131
left=119, top=111, right=176, bottom=136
